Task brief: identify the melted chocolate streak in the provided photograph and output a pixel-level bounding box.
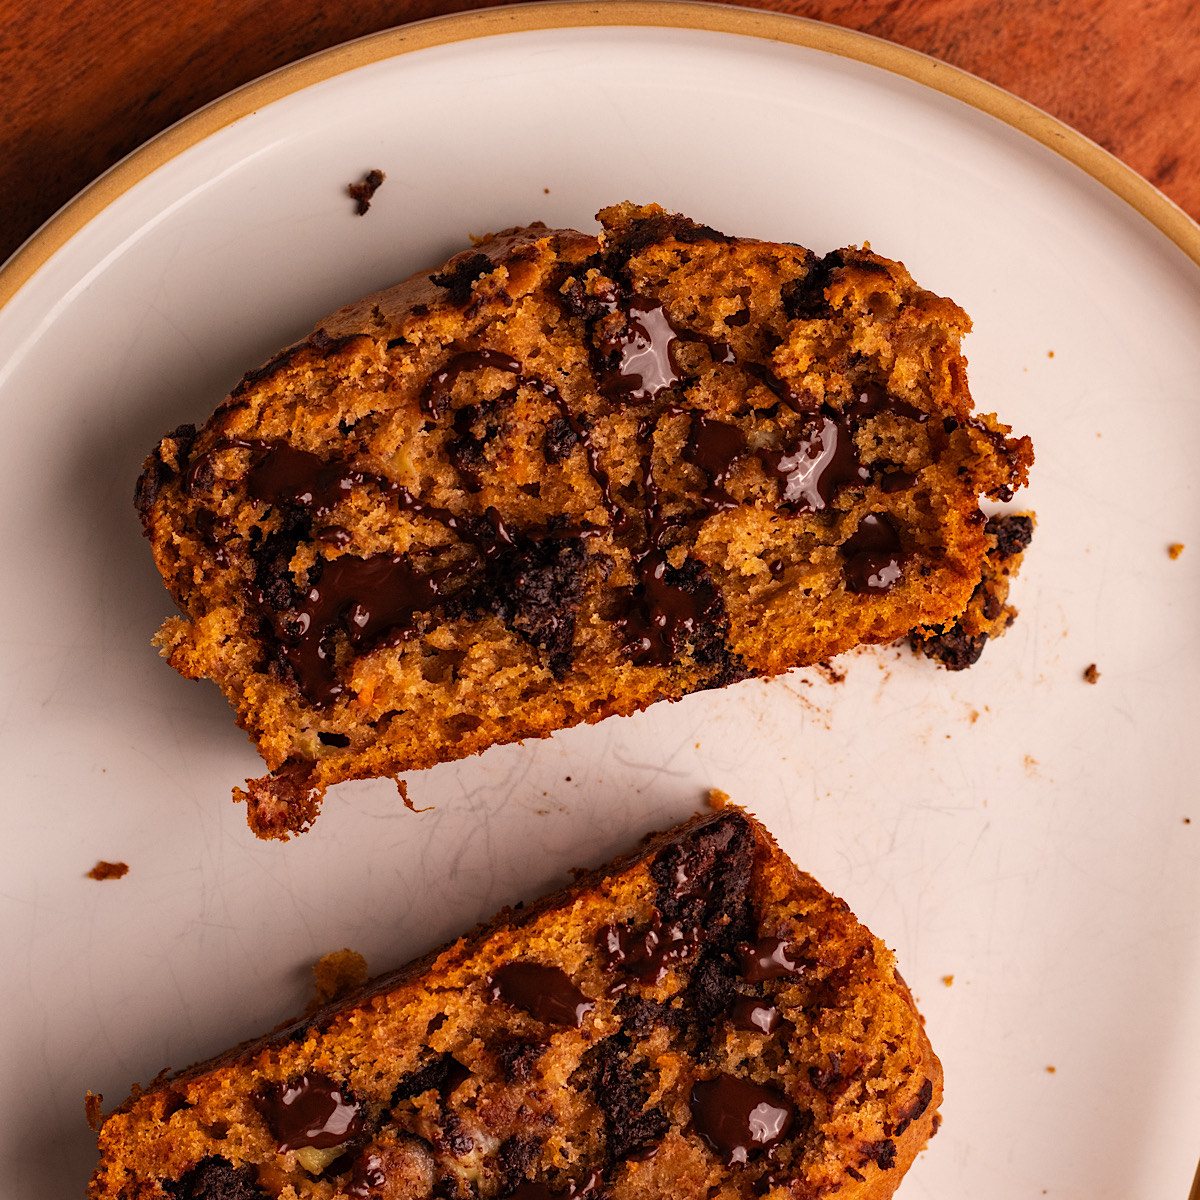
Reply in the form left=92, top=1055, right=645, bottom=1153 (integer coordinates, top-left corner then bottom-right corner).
left=691, top=1073, right=796, bottom=1167
left=599, top=909, right=703, bottom=989
left=687, top=376, right=927, bottom=518
left=189, top=294, right=923, bottom=701
left=486, top=962, right=595, bottom=1028
left=257, top=1073, right=363, bottom=1153
left=188, top=439, right=522, bottom=704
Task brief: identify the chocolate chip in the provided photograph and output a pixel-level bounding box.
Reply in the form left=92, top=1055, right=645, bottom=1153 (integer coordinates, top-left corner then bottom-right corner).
left=685, top=415, right=748, bottom=511
left=985, top=513, right=1034, bottom=558
left=390, top=1053, right=469, bottom=1105
left=616, top=555, right=737, bottom=677
left=841, top=513, right=905, bottom=594
left=650, top=812, right=753, bottom=926
left=689, top=1074, right=795, bottom=1165
left=557, top=277, right=612, bottom=323
left=498, top=1135, right=543, bottom=1191
left=865, top=1138, right=897, bottom=1170
left=504, top=1173, right=603, bottom=1200
left=543, top=415, right=582, bottom=465
left=603, top=211, right=731, bottom=277
left=256, top=1073, right=363, bottom=1152
left=438, top=1109, right=475, bottom=1158
left=486, top=963, right=594, bottom=1027
left=166, top=1157, right=269, bottom=1200
left=598, top=911, right=702, bottom=987
left=582, top=1037, right=669, bottom=1164
left=497, top=1040, right=547, bottom=1084
left=730, top=997, right=783, bottom=1034
left=910, top=623, right=988, bottom=671
left=481, top=535, right=589, bottom=679
left=682, top=952, right=742, bottom=1028
left=782, top=250, right=840, bottom=320
left=133, top=464, right=164, bottom=524
left=430, top=252, right=496, bottom=305
left=736, top=937, right=800, bottom=983
left=808, top=1053, right=843, bottom=1094
left=593, top=295, right=686, bottom=404
left=913, top=1076, right=935, bottom=1119
left=273, top=552, right=449, bottom=705
left=345, top=1151, right=387, bottom=1199
left=447, top=397, right=509, bottom=491
left=250, top=509, right=313, bottom=613
left=612, top=994, right=673, bottom=1037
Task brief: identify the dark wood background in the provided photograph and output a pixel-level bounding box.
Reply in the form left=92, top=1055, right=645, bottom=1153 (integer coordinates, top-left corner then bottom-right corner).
left=3, top=0, right=1198, bottom=266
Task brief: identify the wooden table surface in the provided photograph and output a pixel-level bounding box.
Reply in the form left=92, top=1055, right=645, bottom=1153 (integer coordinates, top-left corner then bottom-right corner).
left=2, top=0, right=1198, bottom=267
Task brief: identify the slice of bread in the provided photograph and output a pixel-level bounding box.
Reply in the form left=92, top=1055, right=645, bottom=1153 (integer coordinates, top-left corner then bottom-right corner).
left=88, top=807, right=942, bottom=1200
left=136, top=203, right=1033, bottom=835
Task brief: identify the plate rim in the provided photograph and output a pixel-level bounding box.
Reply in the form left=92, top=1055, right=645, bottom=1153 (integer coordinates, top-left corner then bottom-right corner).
left=2, top=0, right=1199, bottom=316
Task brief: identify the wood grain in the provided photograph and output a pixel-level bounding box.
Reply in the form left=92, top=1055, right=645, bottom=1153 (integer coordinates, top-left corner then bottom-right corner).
left=1, top=0, right=1198, bottom=265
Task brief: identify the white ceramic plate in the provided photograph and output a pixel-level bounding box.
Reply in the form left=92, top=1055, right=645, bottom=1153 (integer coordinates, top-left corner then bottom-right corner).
left=2, top=7, right=1198, bottom=1198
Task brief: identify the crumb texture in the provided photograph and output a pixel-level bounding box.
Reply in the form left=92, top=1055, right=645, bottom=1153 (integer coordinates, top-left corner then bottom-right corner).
left=88, top=861, right=129, bottom=881
left=89, top=809, right=942, bottom=1200
left=136, top=202, right=1033, bottom=835
left=308, top=950, right=371, bottom=1014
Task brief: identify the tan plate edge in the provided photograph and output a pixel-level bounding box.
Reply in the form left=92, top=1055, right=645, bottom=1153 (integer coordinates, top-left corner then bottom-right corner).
left=2, top=0, right=1199, bottom=315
